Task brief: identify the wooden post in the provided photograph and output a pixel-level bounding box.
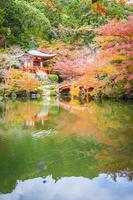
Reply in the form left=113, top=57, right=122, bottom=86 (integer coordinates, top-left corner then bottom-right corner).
left=31, top=60, right=33, bottom=67
left=40, top=62, right=43, bottom=69
left=24, top=61, right=27, bottom=67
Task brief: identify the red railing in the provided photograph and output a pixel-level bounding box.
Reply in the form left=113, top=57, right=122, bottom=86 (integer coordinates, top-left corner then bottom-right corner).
left=22, top=66, right=53, bottom=74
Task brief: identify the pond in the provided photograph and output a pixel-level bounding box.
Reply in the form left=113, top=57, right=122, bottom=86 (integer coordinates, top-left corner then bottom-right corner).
left=0, top=97, right=133, bottom=200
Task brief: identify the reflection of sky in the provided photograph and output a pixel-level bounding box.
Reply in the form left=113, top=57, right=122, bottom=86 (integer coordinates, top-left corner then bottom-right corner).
left=0, top=174, right=133, bottom=200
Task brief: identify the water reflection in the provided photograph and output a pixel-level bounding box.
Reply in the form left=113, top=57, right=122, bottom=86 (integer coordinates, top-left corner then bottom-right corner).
left=0, top=97, right=133, bottom=199
left=0, top=97, right=60, bottom=127
left=0, top=175, right=133, bottom=200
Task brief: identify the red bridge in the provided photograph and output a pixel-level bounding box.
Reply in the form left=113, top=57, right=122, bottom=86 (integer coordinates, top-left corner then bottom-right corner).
left=59, top=83, right=72, bottom=92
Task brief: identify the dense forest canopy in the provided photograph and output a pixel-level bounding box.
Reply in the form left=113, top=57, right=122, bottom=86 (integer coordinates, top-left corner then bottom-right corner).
left=0, top=0, right=132, bottom=46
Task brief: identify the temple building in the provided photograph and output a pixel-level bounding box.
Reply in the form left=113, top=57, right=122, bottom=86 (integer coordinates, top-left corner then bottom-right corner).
left=23, top=49, right=56, bottom=74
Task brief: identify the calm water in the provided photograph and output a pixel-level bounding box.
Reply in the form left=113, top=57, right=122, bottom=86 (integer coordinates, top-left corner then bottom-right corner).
left=0, top=97, right=133, bottom=200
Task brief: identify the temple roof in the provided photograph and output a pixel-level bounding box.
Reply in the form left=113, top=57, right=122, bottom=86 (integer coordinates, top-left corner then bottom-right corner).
left=28, top=50, right=56, bottom=59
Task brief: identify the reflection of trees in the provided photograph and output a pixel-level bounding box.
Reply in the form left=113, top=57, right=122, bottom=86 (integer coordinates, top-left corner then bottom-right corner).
left=0, top=99, right=132, bottom=193
left=0, top=135, right=101, bottom=193
left=0, top=99, right=60, bottom=127
left=0, top=101, right=41, bottom=126
left=59, top=99, right=133, bottom=138
left=58, top=100, right=133, bottom=145
left=0, top=130, right=132, bottom=193
left=107, top=171, right=133, bottom=182
left=57, top=99, right=133, bottom=181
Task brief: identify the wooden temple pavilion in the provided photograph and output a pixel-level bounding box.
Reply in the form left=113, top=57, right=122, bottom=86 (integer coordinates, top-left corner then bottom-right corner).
left=23, top=49, right=56, bottom=74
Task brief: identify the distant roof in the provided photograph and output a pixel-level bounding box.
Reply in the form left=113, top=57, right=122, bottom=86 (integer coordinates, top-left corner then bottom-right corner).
left=28, top=50, right=56, bottom=59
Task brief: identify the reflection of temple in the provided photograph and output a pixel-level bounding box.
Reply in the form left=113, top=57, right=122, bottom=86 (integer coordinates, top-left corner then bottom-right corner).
left=25, top=97, right=59, bottom=127
left=23, top=49, right=56, bottom=74
left=25, top=107, right=51, bottom=127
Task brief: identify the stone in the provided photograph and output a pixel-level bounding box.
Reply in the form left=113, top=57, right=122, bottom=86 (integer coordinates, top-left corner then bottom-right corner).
left=11, top=93, right=17, bottom=99
left=31, top=94, right=36, bottom=99
left=0, top=96, right=3, bottom=101
left=36, top=93, right=41, bottom=99
left=36, top=71, right=48, bottom=81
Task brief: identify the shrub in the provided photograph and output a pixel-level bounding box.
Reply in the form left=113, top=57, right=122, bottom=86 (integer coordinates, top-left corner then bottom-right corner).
left=48, top=74, right=59, bottom=82
left=0, top=69, right=40, bottom=95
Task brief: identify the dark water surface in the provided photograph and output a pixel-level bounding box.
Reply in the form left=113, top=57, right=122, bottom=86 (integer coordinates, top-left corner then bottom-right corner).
left=0, top=97, right=133, bottom=200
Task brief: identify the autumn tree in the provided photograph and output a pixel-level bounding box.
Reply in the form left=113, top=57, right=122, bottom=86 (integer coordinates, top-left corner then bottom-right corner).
left=77, top=15, right=133, bottom=98
left=0, top=69, right=40, bottom=95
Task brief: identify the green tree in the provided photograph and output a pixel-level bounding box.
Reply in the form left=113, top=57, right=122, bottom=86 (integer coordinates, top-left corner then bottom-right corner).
left=7, top=0, right=51, bottom=36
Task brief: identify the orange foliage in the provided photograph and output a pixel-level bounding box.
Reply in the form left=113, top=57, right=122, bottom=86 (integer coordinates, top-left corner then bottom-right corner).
left=75, top=15, right=133, bottom=98
left=91, top=2, right=107, bottom=15
left=2, top=69, right=40, bottom=93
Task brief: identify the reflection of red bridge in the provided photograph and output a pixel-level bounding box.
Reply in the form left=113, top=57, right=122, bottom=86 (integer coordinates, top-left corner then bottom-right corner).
left=59, top=101, right=89, bottom=112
